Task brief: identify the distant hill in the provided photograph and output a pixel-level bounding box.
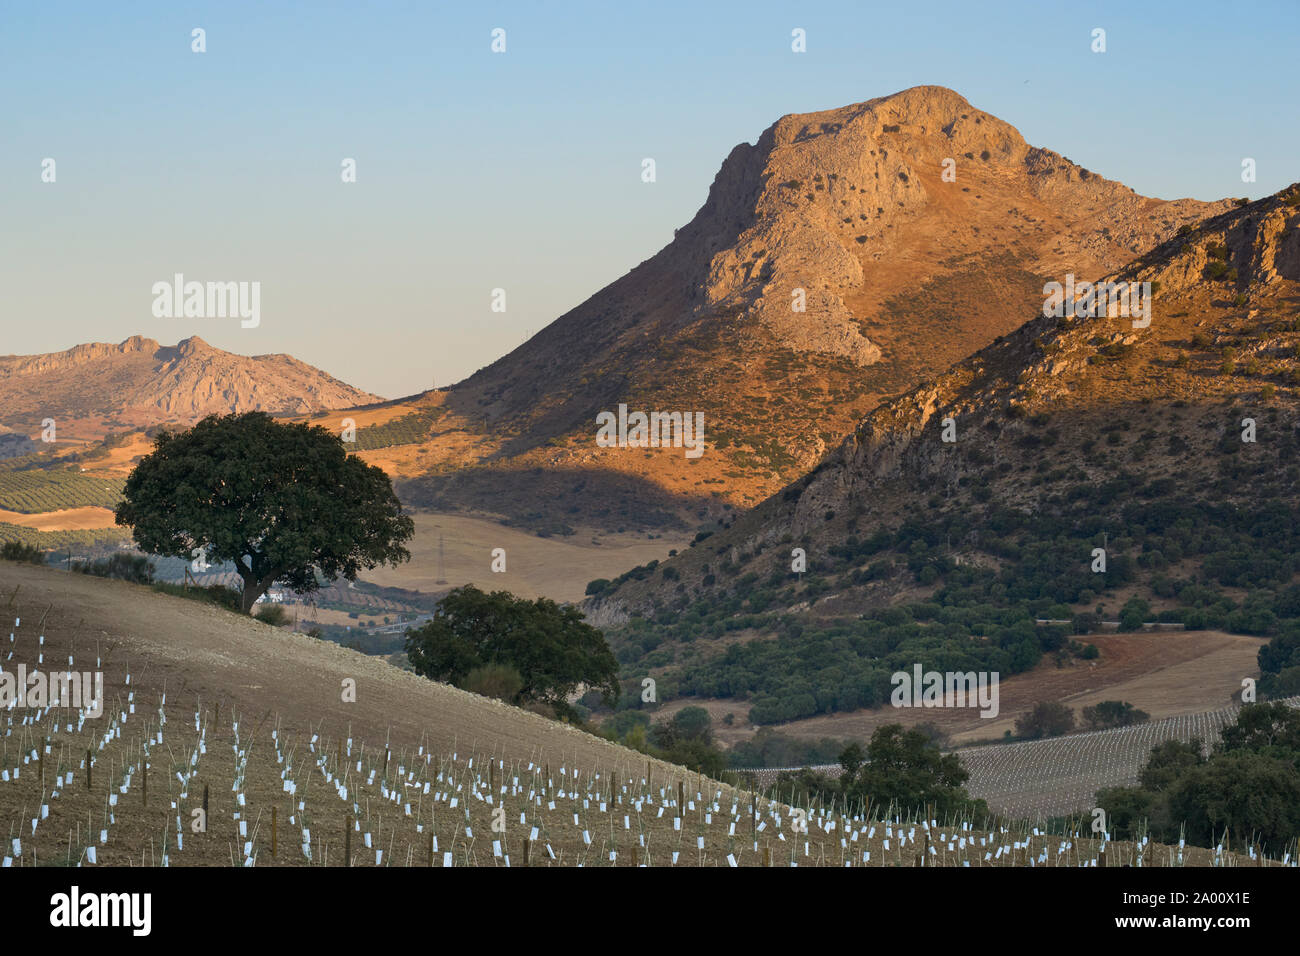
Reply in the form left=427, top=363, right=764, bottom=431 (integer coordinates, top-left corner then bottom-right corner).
left=0, top=335, right=382, bottom=439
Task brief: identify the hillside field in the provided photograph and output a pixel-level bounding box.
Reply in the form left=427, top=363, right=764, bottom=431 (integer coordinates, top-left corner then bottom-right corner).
left=0, top=562, right=1282, bottom=867
left=653, top=629, right=1265, bottom=748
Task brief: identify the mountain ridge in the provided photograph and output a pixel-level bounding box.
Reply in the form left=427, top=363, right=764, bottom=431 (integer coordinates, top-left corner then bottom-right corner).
left=387, top=86, right=1237, bottom=529
left=0, top=335, right=384, bottom=437
left=588, top=182, right=1300, bottom=620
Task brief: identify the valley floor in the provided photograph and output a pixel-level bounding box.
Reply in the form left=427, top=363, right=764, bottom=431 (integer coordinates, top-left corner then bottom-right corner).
left=361, top=512, right=689, bottom=603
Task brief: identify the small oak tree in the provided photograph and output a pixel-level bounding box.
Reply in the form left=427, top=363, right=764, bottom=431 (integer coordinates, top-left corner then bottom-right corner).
left=405, top=585, right=618, bottom=716
left=1014, top=700, right=1076, bottom=739
left=1082, top=699, right=1150, bottom=731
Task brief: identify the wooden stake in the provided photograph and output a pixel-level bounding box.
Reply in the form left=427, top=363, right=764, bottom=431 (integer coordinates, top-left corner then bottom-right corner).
left=345, top=814, right=352, bottom=867
left=86, top=750, right=92, bottom=790
left=143, top=761, right=148, bottom=807
left=271, top=806, right=277, bottom=858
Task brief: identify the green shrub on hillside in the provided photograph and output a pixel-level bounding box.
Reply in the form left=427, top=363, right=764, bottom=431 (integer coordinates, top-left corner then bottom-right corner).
left=254, top=603, right=291, bottom=626
left=73, top=552, right=155, bottom=584
left=1081, top=700, right=1150, bottom=730
left=1014, top=701, right=1076, bottom=739
left=0, top=541, right=46, bottom=564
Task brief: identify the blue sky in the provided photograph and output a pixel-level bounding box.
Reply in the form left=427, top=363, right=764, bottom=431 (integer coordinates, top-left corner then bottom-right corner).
left=3, top=0, right=1296, bottom=397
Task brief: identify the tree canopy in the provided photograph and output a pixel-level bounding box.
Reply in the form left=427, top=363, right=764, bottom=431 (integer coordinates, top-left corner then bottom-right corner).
left=1081, top=699, right=1150, bottom=731
left=776, top=724, right=987, bottom=821
left=846, top=725, right=982, bottom=818
left=114, top=412, right=414, bottom=613
left=405, top=585, right=619, bottom=717
left=1014, top=700, right=1076, bottom=739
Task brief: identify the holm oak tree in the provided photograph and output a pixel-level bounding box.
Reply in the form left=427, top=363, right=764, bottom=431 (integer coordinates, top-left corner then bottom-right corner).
left=114, top=412, right=414, bottom=613
left=405, top=585, right=619, bottom=716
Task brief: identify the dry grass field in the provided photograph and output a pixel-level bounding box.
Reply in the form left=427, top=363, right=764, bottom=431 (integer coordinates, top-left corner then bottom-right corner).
left=361, top=512, right=690, bottom=603
left=0, top=507, right=119, bottom=531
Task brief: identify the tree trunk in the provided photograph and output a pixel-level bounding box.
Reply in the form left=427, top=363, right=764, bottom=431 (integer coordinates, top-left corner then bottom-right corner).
left=238, top=569, right=279, bottom=614
left=240, top=576, right=261, bottom=614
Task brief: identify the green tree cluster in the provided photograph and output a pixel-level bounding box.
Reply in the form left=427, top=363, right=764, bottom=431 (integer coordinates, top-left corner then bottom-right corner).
left=406, top=585, right=619, bottom=719
left=1096, top=703, right=1300, bottom=852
